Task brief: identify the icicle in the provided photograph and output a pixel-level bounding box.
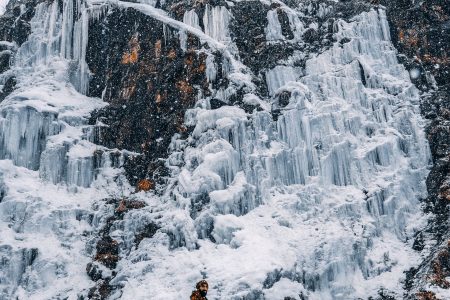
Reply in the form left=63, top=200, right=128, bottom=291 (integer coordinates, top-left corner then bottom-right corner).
left=61, top=0, right=74, bottom=59
left=183, top=9, right=201, bottom=30
left=205, top=54, right=217, bottom=82
left=72, top=8, right=90, bottom=94
left=39, top=143, right=69, bottom=184
left=265, top=66, right=297, bottom=96
left=0, top=107, right=59, bottom=170
left=265, top=10, right=283, bottom=41
left=203, top=5, right=231, bottom=42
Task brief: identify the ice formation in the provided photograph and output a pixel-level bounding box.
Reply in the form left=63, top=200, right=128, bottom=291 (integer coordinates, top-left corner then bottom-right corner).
left=0, top=0, right=8, bottom=15
left=265, top=10, right=283, bottom=41
left=0, top=0, right=433, bottom=299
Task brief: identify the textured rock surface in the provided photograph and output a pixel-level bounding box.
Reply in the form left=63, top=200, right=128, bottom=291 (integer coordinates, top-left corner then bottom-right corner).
left=379, top=1, right=450, bottom=298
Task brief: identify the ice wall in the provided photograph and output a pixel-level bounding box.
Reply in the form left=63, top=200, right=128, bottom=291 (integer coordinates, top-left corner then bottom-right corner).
left=0, top=0, right=115, bottom=298
left=117, top=8, right=430, bottom=300
left=0, top=0, right=106, bottom=187
left=0, top=0, right=432, bottom=299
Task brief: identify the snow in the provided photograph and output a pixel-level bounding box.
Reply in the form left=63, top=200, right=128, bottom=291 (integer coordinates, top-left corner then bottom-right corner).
left=0, top=0, right=8, bottom=15
left=410, top=68, right=421, bottom=80
left=0, top=160, right=105, bottom=299
left=116, top=1, right=226, bottom=51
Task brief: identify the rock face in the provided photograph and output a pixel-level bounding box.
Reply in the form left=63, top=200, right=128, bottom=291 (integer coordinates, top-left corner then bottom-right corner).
left=86, top=6, right=207, bottom=186
left=0, top=0, right=448, bottom=299
left=379, top=1, right=450, bottom=298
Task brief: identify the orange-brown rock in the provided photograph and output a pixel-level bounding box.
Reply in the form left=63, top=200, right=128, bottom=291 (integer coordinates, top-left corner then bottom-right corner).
left=121, top=35, right=140, bottom=64
left=167, top=48, right=177, bottom=60
left=116, top=200, right=127, bottom=213
left=137, top=179, right=154, bottom=191
left=155, top=40, right=161, bottom=58
left=176, top=80, right=193, bottom=95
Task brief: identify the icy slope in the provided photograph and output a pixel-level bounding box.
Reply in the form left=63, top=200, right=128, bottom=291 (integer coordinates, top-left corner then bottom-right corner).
left=0, top=0, right=432, bottom=299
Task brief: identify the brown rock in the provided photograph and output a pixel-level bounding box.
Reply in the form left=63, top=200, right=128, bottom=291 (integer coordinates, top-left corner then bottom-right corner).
left=137, top=179, right=154, bottom=191
left=416, top=291, right=440, bottom=300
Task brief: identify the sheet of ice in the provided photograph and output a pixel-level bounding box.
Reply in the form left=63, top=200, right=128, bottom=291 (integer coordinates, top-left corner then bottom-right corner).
left=203, top=5, right=231, bottom=43
left=0, top=160, right=125, bottom=299
left=0, top=0, right=8, bottom=15
left=0, top=1, right=118, bottom=296
left=265, top=10, right=283, bottom=41
left=265, top=65, right=298, bottom=96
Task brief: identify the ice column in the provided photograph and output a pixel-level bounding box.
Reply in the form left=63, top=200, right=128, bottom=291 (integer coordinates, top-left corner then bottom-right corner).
left=203, top=5, right=231, bottom=42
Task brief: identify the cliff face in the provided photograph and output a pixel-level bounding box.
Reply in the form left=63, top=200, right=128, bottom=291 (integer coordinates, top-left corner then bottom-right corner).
left=379, top=1, right=450, bottom=298
left=0, top=0, right=447, bottom=299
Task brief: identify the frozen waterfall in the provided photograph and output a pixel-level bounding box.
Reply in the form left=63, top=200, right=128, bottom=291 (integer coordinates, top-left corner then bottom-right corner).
left=0, top=0, right=432, bottom=299
left=124, top=8, right=430, bottom=300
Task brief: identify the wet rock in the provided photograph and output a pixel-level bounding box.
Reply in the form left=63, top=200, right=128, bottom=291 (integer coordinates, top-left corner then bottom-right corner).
left=95, top=237, right=119, bottom=269
left=87, top=279, right=116, bottom=300
left=135, top=223, right=160, bottom=248
left=87, top=6, right=207, bottom=186
left=86, top=262, right=106, bottom=282
left=0, top=76, right=16, bottom=102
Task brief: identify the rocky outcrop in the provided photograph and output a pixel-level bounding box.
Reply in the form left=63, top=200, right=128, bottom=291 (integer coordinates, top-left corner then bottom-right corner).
left=87, top=6, right=207, bottom=187
left=380, top=0, right=450, bottom=298
left=86, top=197, right=156, bottom=299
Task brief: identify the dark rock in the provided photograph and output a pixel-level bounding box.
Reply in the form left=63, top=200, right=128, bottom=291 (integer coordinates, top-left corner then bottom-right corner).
left=134, top=223, right=160, bottom=248
left=303, top=28, right=319, bottom=44
left=86, top=262, right=105, bottom=282
left=86, top=6, right=207, bottom=186
left=87, top=279, right=115, bottom=300
left=95, top=236, right=119, bottom=269
left=277, top=91, right=291, bottom=108
left=0, top=0, right=45, bottom=45
left=277, top=9, right=294, bottom=40
left=210, top=98, right=227, bottom=109
left=0, top=76, right=16, bottom=102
